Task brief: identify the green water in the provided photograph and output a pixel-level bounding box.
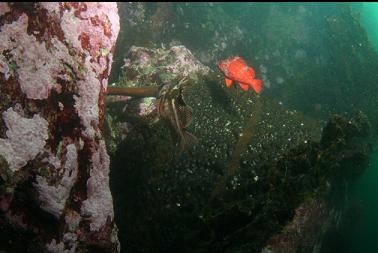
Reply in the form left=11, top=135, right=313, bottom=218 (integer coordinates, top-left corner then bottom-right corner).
left=347, top=146, right=378, bottom=252
left=345, top=3, right=378, bottom=251
left=355, top=2, right=378, bottom=51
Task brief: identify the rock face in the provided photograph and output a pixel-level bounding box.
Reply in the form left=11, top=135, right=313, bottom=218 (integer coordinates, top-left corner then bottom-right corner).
left=0, top=2, right=120, bottom=252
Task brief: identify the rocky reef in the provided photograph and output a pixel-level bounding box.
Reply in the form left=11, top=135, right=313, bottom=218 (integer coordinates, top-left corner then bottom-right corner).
left=108, top=42, right=372, bottom=252
left=0, top=2, right=375, bottom=253
left=0, top=2, right=120, bottom=252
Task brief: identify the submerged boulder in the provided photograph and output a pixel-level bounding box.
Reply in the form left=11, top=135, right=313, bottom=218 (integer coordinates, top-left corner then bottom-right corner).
left=262, top=112, right=372, bottom=253
left=119, top=45, right=210, bottom=86
left=0, top=3, right=120, bottom=252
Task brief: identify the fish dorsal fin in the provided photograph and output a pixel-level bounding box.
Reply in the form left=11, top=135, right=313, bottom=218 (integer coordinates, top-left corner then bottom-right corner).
left=248, top=67, right=255, bottom=79
left=225, top=78, right=233, bottom=87
left=238, top=82, right=249, bottom=91
left=251, top=79, right=263, bottom=94
left=234, top=57, right=247, bottom=65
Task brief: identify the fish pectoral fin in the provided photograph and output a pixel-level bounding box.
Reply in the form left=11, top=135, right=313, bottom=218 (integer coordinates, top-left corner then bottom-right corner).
left=225, top=78, right=233, bottom=87
left=251, top=79, right=263, bottom=94
left=238, top=82, right=250, bottom=91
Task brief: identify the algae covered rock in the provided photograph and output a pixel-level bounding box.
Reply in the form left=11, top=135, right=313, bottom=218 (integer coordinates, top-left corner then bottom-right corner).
left=0, top=3, right=120, bottom=252
left=119, top=45, right=210, bottom=87
left=261, top=112, right=372, bottom=253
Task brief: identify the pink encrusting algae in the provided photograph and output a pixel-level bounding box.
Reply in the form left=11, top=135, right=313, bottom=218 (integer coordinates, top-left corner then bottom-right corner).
left=0, top=2, right=120, bottom=252
left=0, top=107, right=49, bottom=172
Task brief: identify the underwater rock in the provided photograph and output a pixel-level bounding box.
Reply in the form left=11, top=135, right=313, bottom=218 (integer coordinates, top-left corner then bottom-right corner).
left=0, top=2, right=120, bottom=252
left=261, top=198, right=330, bottom=253
left=120, top=45, right=210, bottom=86
left=261, top=112, right=372, bottom=253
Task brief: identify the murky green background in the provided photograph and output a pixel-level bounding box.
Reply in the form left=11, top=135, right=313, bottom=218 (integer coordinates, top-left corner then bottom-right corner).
left=348, top=3, right=378, bottom=253
left=345, top=147, right=378, bottom=253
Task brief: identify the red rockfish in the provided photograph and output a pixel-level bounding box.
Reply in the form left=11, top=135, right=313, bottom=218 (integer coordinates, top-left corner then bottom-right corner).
left=218, top=56, right=263, bottom=93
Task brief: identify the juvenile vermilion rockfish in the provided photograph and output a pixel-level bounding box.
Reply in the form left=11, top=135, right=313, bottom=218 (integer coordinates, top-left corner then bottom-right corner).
left=218, top=56, right=263, bottom=93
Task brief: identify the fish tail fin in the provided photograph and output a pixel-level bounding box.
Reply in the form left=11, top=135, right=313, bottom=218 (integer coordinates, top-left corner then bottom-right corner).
left=251, top=79, right=263, bottom=94
left=180, top=131, right=198, bottom=151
